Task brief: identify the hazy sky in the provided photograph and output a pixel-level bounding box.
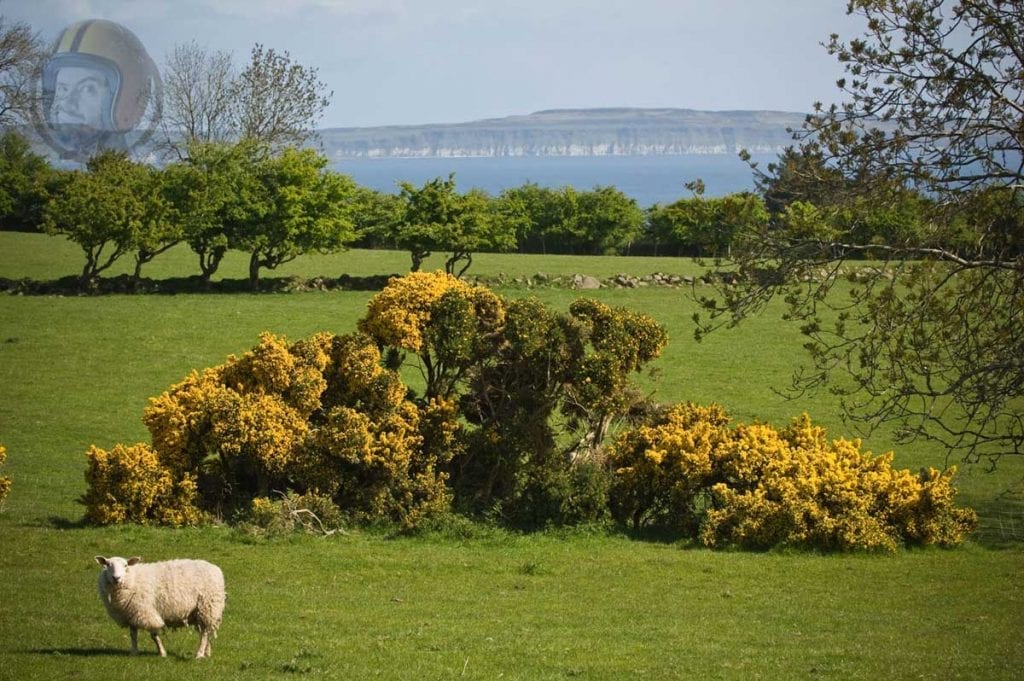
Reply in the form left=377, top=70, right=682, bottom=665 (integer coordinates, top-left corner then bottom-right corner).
left=4, top=0, right=866, bottom=129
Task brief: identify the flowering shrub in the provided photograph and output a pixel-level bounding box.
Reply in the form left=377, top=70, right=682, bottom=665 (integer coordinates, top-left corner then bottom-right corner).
left=83, top=443, right=201, bottom=526
left=610, top=406, right=977, bottom=550
left=563, top=298, right=669, bottom=458
left=609, top=402, right=731, bottom=531
left=86, top=331, right=455, bottom=528
left=358, top=270, right=505, bottom=398
left=0, top=444, right=11, bottom=510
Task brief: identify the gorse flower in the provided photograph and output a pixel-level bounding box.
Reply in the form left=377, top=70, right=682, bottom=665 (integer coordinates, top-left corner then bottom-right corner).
left=85, top=331, right=455, bottom=528
left=610, top=405, right=977, bottom=551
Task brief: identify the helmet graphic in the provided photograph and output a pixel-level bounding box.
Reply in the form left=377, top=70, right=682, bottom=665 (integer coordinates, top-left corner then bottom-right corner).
left=33, top=19, right=162, bottom=161
left=42, top=19, right=159, bottom=132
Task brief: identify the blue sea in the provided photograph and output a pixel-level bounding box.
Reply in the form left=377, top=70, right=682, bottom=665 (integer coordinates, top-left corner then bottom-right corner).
left=332, top=153, right=776, bottom=208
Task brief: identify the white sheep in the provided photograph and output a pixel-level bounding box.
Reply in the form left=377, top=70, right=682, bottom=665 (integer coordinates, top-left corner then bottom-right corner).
left=95, top=555, right=225, bottom=658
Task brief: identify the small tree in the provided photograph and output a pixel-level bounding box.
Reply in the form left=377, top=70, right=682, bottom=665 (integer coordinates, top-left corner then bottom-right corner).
left=159, top=40, right=237, bottom=157
left=0, top=129, right=55, bottom=232
left=239, top=146, right=358, bottom=289
left=163, top=139, right=267, bottom=281
left=390, top=174, right=517, bottom=275
left=232, top=43, right=332, bottom=148
left=0, top=13, right=44, bottom=126
left=569, top=186, right=644, bottom=255
left=499, top=183, right=578, bottom=254
left=43, top=151, right=171, bottom=284
left=647, top=190, right=768, bottom=258
left=358, top=271, right=506, bottom=399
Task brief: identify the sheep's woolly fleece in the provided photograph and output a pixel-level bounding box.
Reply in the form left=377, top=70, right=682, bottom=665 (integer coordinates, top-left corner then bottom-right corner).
left=95, top=556, right=225, bottom=658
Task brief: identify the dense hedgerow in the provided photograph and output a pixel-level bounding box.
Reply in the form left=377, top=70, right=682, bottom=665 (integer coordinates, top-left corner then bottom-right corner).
left=0, top=444, right=11, bottom=510
left=609, top=403, right=977, bottom=550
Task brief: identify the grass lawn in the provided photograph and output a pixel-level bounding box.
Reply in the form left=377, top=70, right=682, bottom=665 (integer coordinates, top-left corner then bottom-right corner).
left=1, top=232, right=1022, bottom=679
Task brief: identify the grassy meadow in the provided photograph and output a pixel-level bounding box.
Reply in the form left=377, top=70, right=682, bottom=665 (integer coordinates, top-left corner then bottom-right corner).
left=1, top=232, right=1021, bottom=679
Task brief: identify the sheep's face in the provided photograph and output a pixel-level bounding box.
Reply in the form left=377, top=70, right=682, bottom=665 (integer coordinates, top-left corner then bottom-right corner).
left=95, top=556, right=141, bottom=587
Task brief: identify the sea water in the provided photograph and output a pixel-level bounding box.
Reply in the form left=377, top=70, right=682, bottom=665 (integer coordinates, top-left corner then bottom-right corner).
left=332, top=153, right=777, bottom=208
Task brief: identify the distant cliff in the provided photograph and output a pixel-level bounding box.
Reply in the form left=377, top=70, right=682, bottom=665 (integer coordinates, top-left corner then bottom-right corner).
left=318, top=108, right=806, bottom=159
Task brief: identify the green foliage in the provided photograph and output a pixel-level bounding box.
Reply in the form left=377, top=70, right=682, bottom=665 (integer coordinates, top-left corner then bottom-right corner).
left=0, top=130, right=55, bottom=233
left=162, top=139, right=267, bottom=281
left=163, top=141, right=359, bottom=288
left=43, top=151, right=174, bottom=283
left=701, top=1, right=1024, bottom=467
left=609, top=404, right=978, bottom=551
left=498, top=183, right=643, bottom=255
left=237, top=491, right=346, bottom=537
left=390, top=174, right=517, bottom=276
left=240, top=146, right=359, bottom=288
left=648, top=192, right=768, bottom=257
left=570, top=186, right=645, bottom=255
left=498, top=182, right=576, bottom=254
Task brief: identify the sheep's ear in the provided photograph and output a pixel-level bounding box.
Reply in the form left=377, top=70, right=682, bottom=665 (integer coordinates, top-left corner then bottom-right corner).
left=95, top=556, right=108, bottom=566
left=127, top=557, right=142, bottom=565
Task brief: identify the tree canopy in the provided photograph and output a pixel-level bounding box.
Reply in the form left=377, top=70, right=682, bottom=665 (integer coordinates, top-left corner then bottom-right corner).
left=701, top=0, right=1024, bottom=466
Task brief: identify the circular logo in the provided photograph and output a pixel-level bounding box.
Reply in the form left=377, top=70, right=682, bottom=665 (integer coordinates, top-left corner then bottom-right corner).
left=30, top=19, right=163, bottom=162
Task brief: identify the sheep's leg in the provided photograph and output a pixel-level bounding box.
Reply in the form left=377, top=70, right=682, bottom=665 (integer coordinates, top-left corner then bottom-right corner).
left=130, top=627, right=139, bottom=655
left=196, top=630, right=211, bottom=658
left=150, top=631, right=167, bottom=657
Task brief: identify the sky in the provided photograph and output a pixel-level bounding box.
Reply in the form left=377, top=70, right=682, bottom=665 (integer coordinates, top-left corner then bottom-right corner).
left=3, top=0, right=866, bottom=129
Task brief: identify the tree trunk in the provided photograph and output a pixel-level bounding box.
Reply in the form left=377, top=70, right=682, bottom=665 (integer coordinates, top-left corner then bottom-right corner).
left=198, top=246, right=225, bottom=282
left=248, top=252, right=262, bottom=290
left=410, top=250, right=428, bottom=272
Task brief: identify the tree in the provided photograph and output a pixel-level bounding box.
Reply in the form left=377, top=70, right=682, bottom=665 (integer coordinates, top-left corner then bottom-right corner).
left=43, top=151, right=171, bottom=284
left=160, top=41, right=237, bottom=156
left=0, top=129, right=55, bottom=232
left=239, top=146, right=358, bottom=289
left=391, top=174, right=517, bottom=276
left=358, top=271, right=506, bottom=400
left=232, top=44, right=332, bottom=148
left=0, top=13, right=43, bottom=127
left=160, top=41, right=331, bottom=153
left=700, top=0, right=1024, bottom=466
left=498, top=183, right=576, bottom=254
left=647, top=190, right=768, bottom=257
left=571, top=186, right=645, bottom=255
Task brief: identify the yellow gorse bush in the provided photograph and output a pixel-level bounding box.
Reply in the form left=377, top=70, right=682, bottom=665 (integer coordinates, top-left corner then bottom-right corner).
left=85, top=331, right=455, bottom=528
left=83, top=443, right=201, bottom=526
left=359, top=270, right=504, bottom=354
left=610, top=405, right=977, bottom=551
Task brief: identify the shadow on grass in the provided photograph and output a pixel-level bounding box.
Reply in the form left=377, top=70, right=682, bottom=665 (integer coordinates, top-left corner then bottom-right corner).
left=29, top=647, right=133, bottom=657
left=47, top=515, right=90, bottom=530
left=0, top=273, right=402, bottom=296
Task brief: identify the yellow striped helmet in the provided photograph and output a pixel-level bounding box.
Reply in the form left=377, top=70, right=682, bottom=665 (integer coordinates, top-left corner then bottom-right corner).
left=42, top=19, right=159, bottom=132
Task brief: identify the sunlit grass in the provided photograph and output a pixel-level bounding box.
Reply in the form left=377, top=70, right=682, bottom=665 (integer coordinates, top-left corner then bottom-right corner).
left=1, top=231, right=1022, bottom=679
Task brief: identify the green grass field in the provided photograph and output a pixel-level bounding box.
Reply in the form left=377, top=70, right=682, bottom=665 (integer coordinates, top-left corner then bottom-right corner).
left=1, top=232, right=1021, bottom=679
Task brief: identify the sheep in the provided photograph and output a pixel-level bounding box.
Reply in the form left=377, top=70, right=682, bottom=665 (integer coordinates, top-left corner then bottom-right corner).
left=95, top=555, right=225, bottom=658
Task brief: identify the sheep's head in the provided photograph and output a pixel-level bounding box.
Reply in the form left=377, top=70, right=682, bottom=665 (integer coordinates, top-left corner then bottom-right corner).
left=95, top=556, right=142, bottom=587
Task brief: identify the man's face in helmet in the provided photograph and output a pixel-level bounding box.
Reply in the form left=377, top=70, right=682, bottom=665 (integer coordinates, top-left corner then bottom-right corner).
left=49, top=65, right=113, bottom=130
